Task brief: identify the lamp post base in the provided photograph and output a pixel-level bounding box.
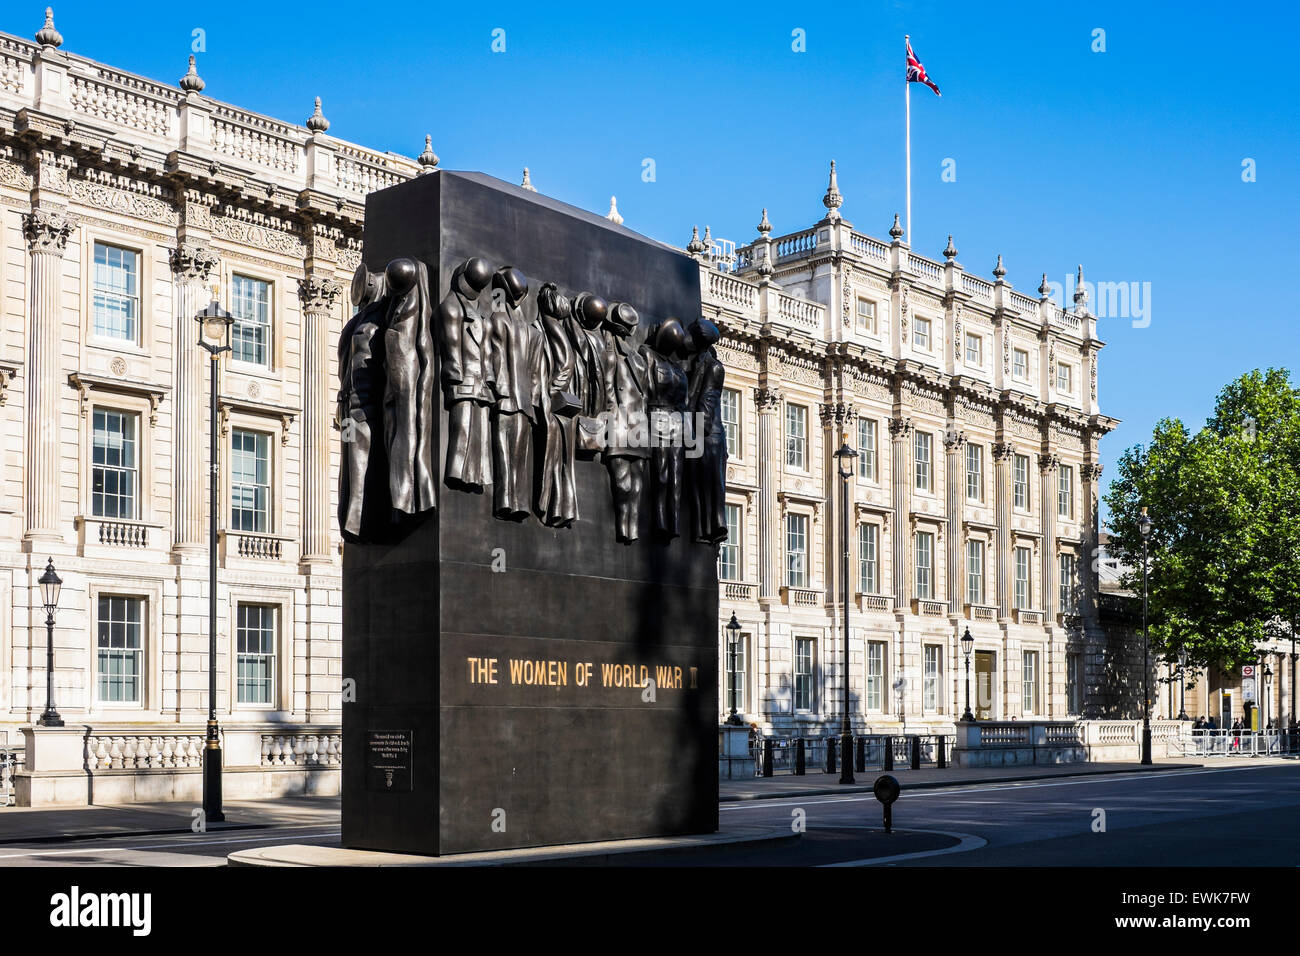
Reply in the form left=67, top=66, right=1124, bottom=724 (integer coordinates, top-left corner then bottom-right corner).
left=1140, top=725, right=1153, bottom=765
left=37, top=710, right=63, bottom=728
left=838, top=731, right=855, bottom=785
left=203, top=721, right=225, bottom=823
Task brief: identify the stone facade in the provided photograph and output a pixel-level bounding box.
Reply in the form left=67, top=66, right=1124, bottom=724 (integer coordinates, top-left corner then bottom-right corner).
left=0, top=14, right=426, bottom=778
left=697, top=166, right=1119, bottom=736
left=0, top=11, right=1133, bottom=801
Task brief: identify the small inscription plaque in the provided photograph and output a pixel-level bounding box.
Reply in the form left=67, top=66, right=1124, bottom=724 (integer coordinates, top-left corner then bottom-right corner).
left=366, top=729, right=413, bottom=792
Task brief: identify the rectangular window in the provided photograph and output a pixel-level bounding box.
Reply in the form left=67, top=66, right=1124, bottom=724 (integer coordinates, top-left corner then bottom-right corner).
left=964, top=332, right=982, bottom=366
left=231, top=274, right=272, bottom=366
left=1013, top=348, right=1029, bottom=381
left=794, top=638, right=814, bottom=711
left=915, top=530, right=934, bottom=600
left=720, top=387, right=741, bottom=457
left=857, top=418, right=877, bottom=480
left=725, top=630, right=747, bottom=713
left=1056, top=363, right=1073, bottom=393
left=785, top=513, right=808, bottom=588
left=1023, top=650, right=1040, bottom=715
left=856, top=297, right=877, bottom=334
left=912, top=316, right=932, bottom=350
left=866, top=641, right=885, bottom=711
left=719, top=503, right=741, bottom=580
left=91, top=408, right=139, bottom=519
left=924, top=645, right=941, bottom=712
left=1067, top=652, right=1083, bottom=714
left=858, top=522, right=878, bottom=594
left=967, top=539, right=985, bottom=606
left=1015, top=546, right=1031, bottom=610
left=236, top=604, right=276, bottom=705
left=92, top=242, right=140, bottom=342
left=965, top=443, right=983, bottom=501
left=231, top=429, right=272, bottom=533
left=97, top=595, right=143, bottom=703
left=914, top=431, right=932, bottom=491
left=1013, top=454, right=1029, bottom=510
left=1059, top=552, right=1078, bottom=614
left=784, top=403, right=807, bottom=470
left=1058, top=464, right=1074, bottom=518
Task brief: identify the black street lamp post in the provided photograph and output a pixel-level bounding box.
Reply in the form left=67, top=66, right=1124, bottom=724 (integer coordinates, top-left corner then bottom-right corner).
left=1139, top=507, right=1152, bottom=765
left=37, top=558, right=63, bottom=727
left=198, top=305, right=233, bottom=824
left=961, top=628, right=975, bottom=721
left=1177, top=646, right=1188, bottom=721
left=724, top=612, right=743, bottom=725
left=834, top=442, right=858, bottom=785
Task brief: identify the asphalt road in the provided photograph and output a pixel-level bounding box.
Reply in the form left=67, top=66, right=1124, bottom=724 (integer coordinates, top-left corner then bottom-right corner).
left=708, top=762, right=1300, bottom=866
left=0, top=763, right=1296, bottom=866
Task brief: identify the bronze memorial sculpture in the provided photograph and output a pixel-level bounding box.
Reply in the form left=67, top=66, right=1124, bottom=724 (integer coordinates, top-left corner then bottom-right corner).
left=341, top=170, right=719, bottom=856
left=438, top=256, right=494, bottom=492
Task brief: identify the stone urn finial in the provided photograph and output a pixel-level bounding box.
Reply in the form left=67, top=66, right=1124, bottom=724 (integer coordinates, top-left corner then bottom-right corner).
left=36, top=7, right=62, bottom=48
left=306, top=97, right=329, bottom=134
left=179, top=54, right=205, bottom=94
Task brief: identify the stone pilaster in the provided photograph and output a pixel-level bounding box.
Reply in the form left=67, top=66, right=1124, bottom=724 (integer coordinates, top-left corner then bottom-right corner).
left=1081, top=461, right=1104, bottom=621
left=297, top=275, right=341, bottom=562
left=889, top=417, right=913, bottom=606
left=169, top=243, right=220, bottom=551
left=22, top=208, right=74, bottom=540
left=1038, top=453, right=1059, bottom=619
left=992, top=441, right=1014, bottom=620
left=754, top=387, right=781, bottom=602
left=944, top=430, right=966, bottom=615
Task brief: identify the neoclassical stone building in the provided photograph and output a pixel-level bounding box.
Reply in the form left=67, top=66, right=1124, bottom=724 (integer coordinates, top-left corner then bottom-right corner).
left=0, top=10, right=1121, bottom=803
left=697, top=162, right=1118, bottom=735
left=0, top=11, right=430, bottom=797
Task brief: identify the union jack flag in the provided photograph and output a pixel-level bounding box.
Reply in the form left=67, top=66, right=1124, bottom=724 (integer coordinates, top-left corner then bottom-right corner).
left=906, top=38, right=941, bottom=96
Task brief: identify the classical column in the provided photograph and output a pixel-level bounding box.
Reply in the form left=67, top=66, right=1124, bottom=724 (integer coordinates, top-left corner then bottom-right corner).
left=170, top=244, right=220, bottom=551
left=22, top=209, right=74, bottom=540
left=298, top=275, right=342, bottom=562
left=1081, top=461, right=1104, bottom=621
left=754, top=387, right=782, bottom=602
left=820, top=401, right=853, bottom=606
left=944, top=430, right=966, bottom=615
left=1038, top=453, right=1060, bottom=620
left=889, top=417, right=913, bottom=607
left=992, top=441, right=1014, bottom=620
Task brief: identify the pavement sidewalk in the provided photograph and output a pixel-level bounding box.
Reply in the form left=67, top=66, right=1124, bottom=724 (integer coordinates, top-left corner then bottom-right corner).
left=718, top=756, right=1295, bottom=801
left=0, top=794, right=341, bottom=844
left=1, top=757, right=1292, bottom=844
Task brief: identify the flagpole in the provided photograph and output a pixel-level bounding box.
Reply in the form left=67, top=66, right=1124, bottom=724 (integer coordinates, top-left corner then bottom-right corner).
left=905, top=34, right=912, bottom=249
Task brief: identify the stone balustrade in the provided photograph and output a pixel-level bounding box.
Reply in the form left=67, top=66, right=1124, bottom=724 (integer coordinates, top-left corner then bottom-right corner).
left=953, top=719, right=1193, bottom=767
left=15, top=723, right=342, bottom=806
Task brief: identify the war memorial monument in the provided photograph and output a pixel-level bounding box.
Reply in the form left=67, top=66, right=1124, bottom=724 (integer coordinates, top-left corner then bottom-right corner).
left=338, top=170, right=725, bottom=855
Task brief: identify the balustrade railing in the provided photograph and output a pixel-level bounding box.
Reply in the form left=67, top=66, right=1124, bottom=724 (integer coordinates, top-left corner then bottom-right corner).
left=705, top=269, right=759, bottom=311
left=850, top=233, right=889, bottom=262
left=776, top=293, right=823, bottom=331
left=774, top=230, right=816, bottom=259
left=86, top=733, right=205, bottom=770
left=260, top=732, right=342, bottom=767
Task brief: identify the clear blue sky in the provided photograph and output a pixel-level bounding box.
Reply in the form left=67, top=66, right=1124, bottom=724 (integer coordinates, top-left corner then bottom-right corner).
left=16, top=1, right=1299, bottom=522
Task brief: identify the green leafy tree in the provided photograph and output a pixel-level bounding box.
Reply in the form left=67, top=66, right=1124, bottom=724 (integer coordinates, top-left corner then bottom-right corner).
left=1104, top=369, right=1300, bottom=670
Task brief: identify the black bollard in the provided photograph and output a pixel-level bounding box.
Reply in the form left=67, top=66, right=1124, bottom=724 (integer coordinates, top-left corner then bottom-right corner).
left=826, top=736, right=837, bottom=774
left=936, top=734, right=947, bottom=769
left=856, top=735, right=866, bottom=773
left=873, top=774, right=900, bottom=833
left=910, top=735, right=921, bottom=770
left=795, top=737, right=806, bottom=775
left=763, top=738, right=774, bottom=777
left=883, top=734, right=893, bottom=771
